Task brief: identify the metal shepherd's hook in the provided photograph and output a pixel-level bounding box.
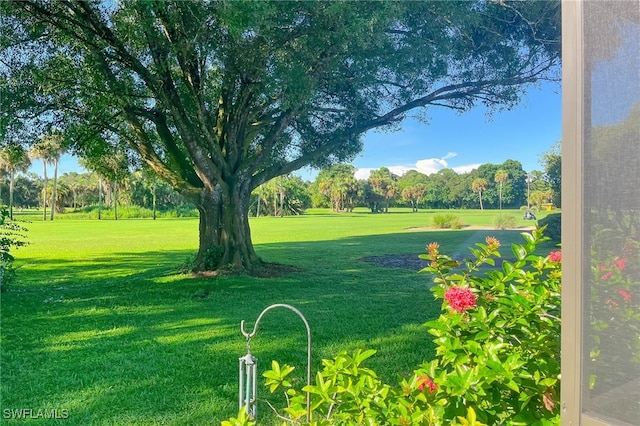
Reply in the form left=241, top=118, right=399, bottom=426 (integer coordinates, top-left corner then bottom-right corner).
left=239, top=304, right=312, bottom=422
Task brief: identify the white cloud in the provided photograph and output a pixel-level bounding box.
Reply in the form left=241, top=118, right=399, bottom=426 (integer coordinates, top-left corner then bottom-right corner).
left=415, top=158, right=450, bottom=175
left=452, top=164, right=482, bottom=174
left=387, top=165, right=413, bottom=177
left=354, top=168, right=374, bottom=180
left=442, top=152, right=457, bottom=160
left=354, top=153, right=481, bottom=180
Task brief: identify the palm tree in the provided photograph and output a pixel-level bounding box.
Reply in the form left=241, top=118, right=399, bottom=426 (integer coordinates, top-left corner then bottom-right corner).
left=42, top=134, right=65, bottom=221
left=29, top=142, right=49, bottom=221
left=0, top=143, right=31, bottom=219
left=80, top=151, right=130, bottom=220
left=472, top=178, right=489, bottom=210
left=59, top=172, right=82, bottom=208
left=140, top=168, right=161, bottom=220
left=30, top=133, right=65, bottom=220
left=494, top=170, right=509, bottom=210
left=368, top=167, right=398, bottom=213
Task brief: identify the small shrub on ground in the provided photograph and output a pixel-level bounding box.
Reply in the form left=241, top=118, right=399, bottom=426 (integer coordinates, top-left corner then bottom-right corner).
left=224, top=229, right=561, bottom=425
left=432, top=213, right=464, bottom=229
left=0, top=207, right=28, bottom=291
left=494, top=213, right=518, bottom=230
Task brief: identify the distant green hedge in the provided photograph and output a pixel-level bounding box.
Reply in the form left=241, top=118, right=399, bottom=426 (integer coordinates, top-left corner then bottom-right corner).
left=538, top=213, right=561, bottom=242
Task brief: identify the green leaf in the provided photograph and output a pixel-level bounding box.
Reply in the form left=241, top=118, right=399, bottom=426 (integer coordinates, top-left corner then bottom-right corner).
left=512, top=244, right=527, bottom=261
left=521, top=232, right=536, bottom=245
left=505, top=379, right=520, bottom=392
left=425, top=320, right=448, bottom=330
left=474, top=331, right=490, bottom=341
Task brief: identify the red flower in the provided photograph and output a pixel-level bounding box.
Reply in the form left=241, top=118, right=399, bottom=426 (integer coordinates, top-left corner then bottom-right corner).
left=601, top=272, right=613, bottom=281
left=417, top=375, right=438, bottom=393
left=444, top=287, right=477, bottom=313
left=548, top=251, right=562, bottom=262
left=614, top=258, right=627, bottom=271
left=618, top=289, right=632, bottom=301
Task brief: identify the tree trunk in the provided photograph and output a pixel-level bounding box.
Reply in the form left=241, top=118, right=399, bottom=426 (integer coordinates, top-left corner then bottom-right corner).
left=42, top=160, right=48, bottom=221
left=192, top=178, right=261, bottom=273
left=98, top=177, right=103, bottom=220
left=152, top=183, right=157, bottom=220
left=256, top=185, right=262, bottom=218
left=50, top=158, right=58, bottom=221
left=113, top=182, right=118, bottom=220
left=9, top=171, right=15, bottom=220
left=273, top=183, right=277, bottom=216
left=479, top=192, right=484, bottom=210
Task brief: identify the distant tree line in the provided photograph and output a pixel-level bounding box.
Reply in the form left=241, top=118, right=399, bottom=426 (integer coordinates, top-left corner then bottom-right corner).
left=306, top=159, right=558, bottom=214
left=0, top=169, right=192, bottom=216
left=0, top=153, right=560, bottom=219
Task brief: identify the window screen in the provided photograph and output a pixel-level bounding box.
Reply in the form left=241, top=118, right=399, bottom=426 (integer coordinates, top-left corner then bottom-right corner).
left=581, top=1, right=640, bottom=424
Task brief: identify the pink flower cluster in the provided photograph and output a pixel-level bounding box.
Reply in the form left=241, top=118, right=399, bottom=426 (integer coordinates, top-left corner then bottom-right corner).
left=548, top=251, right=562, bottom=262
left=416, top=375, right=438, bottom=393
left=444, top=286, right=477, bottom=313
left=618, top=289, right=632, bottom=301
left=614, top=258, right=627, bottom=270
left=599, top=257, right=627, bottom=281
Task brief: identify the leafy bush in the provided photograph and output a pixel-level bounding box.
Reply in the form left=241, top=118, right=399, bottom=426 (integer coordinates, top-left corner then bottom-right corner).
left=223, top=230, right=562, bottom=425
left=418, top=231, right=561, bottom=424
left=537, top=213, right=561, bottom=242
left=203, top=245, right=225, bottom=270
left=432, top=213, right=464, bottom=229
left=0, top=207, right=28, bottom=291
left=494, top=213, right=518, bottom=229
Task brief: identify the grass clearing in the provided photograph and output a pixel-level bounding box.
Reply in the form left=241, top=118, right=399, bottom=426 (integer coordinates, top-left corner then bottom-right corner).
left=1, top=209, right=556, bottom=424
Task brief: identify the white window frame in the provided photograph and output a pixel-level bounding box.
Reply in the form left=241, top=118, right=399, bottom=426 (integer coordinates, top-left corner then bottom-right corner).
left=561, top=1, right=639, bottom=424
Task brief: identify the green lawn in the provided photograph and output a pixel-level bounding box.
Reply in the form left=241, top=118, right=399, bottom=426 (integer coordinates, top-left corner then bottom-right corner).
left=0, top=209, right=556, bottom=424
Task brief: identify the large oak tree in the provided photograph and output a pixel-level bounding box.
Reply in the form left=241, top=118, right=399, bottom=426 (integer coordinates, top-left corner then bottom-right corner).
left=1, top=0, right=560, bottom=273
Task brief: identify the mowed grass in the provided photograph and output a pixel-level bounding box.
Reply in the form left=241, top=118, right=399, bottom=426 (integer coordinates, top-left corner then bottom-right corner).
left=0, top=209, right=555, bottom=425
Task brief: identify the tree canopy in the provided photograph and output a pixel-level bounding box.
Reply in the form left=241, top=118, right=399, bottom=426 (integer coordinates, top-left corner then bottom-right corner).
left=1, top=0, right=561, bottom=273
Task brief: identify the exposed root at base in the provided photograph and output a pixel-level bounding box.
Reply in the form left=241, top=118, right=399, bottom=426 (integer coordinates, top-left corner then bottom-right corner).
left=192, top=262, right=303, bottom=278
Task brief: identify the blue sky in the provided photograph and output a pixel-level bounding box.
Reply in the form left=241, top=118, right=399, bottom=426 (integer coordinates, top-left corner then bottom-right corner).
left=34, top=80, right=561, bottom=181
left=299, top=80, right=561, bottom=181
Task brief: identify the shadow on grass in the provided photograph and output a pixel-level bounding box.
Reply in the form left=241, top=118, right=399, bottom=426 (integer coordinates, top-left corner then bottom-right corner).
left=1, top=228, right=547, bottom=424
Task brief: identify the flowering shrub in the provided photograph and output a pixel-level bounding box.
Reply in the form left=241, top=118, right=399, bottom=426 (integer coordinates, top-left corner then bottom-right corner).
left=418, top=229, right=561, bottom=425
left=588, top=235, right=640, bottom=396
left=223, top=229, right=561, bottom=425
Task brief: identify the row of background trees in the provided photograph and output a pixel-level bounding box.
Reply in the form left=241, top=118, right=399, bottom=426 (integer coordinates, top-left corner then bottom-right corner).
left=0, top=144, right=561, bottom=219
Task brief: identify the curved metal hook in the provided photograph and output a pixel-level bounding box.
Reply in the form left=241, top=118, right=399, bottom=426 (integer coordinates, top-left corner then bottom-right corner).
left=240, top=303, right=312, bottom=422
